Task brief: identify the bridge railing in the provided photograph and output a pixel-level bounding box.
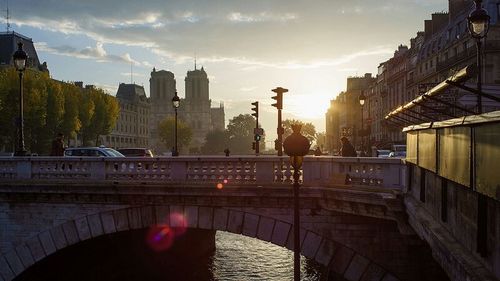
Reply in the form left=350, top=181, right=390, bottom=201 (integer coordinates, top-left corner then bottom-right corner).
left=0, top=156, right=405, bottom=189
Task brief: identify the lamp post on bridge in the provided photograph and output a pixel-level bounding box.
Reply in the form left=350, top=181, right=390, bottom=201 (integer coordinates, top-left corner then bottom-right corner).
left=359, top=91, right=366, bottom=156
left=283, top=124, right=310, bottom=281
left=172, top=92, right=180, bottom=156
left=13, top=42, right=28, bottom=157
left=468, top=0, right=490, bottom=114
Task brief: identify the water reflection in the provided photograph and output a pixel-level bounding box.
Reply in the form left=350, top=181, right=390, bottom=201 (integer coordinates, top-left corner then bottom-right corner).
left=15, top=229, right=323, bottom=281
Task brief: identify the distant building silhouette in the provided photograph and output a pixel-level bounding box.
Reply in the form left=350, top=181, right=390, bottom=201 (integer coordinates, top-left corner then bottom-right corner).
left=148, top=66, right=225, bottom=153
left=0, top=31, right=49, bottom=73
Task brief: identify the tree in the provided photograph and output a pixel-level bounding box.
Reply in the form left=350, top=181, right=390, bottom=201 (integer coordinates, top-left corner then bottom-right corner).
left=282, top=119, right=316, bottom=144
left=201, top=130, right=230, bottom=155
left=158, top=117, right=192, bottom=153
left=226, top=114, right=257, bottom=154
left=60, top=84, right=81, bottom=145
left=44, top=80, right=64, bottom=149
left=316, top=132, right=326, bottom=149
left=77, top=92, right=95, bottom=146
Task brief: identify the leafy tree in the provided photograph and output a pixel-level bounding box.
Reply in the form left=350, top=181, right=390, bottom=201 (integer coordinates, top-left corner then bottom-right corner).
left=201, top=130, right=230, bottom=155
left=282, top=119, right=316, bottom=143
left=315, top=132, right=326, bottom=149
left=158, top=117, right=192, bottom=153
left=60, top=84, right=81, bottom=145
left=226, top=114, right=259, bottom=154
left=44, top=80, right=65, bottom=148
left=0, top=68, right=19, bottom=151
left=78, top=91, right=95, bottom=146
left=0, top=67, right=115, bottom=153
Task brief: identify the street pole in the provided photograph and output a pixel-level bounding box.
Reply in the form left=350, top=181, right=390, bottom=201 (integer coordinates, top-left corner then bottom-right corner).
left=360, top=105, right=364, bottom=155
left=174, top=107, right=178, bottom=156
left=255, top=115, right=260, bottom=155
left=277, top=108, right=283, bottom=156
left=16, top=71, right=26, bottom=156
left=477, top=39, right=483, bottom=114
left=293, top=167, right=300, bottom=281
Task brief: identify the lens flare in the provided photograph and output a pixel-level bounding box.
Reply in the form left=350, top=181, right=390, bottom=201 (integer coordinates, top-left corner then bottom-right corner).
left=170, top=212, right=188, bottom=236
left=146, top=225, right=174, bottom=252
left=216, top=183, right=224, bottom=189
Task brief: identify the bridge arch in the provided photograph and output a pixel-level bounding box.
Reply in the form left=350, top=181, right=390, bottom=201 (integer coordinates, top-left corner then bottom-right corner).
left=0, top=205, right=401, bottom=281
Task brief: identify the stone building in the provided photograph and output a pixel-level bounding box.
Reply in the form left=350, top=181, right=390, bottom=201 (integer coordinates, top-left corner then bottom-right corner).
left=325, top=74, right=375, bottom=153
left=326, top=0, right=500, bottom=153
left=0, top=31, right=49, bottom=73
left=104, top=83, right=151, bottom=148
left=149, top=66, right=225, bottom=154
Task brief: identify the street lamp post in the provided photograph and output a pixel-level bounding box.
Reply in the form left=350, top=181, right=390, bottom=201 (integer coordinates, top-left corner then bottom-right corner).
left=171, top=92, right=180, bottom=156
left=468, top=0, right=490, bottom=114
left=13, top=42, right=28, bottom=156
left=359, top=92, right=366, bottom=156
left=283, top=124, right=310, bottom=281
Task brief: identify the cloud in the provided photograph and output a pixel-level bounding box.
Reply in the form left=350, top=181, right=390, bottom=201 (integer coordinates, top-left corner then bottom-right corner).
left=35, top=41, right=144, bottom=66
left=227, top=12, right=297, bottom=23
left=12, top=0, right=440, bottom=66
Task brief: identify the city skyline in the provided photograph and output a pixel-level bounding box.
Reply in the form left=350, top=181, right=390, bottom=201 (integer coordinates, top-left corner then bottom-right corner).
left=4, top=0, right=447, bottom=142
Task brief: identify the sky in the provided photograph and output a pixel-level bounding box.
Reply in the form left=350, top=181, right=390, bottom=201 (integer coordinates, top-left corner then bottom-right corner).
left=4, top=0, right=448, bottom=145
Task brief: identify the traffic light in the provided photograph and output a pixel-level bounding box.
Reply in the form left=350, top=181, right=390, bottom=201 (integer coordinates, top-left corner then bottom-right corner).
left=274, top=139, right=281, bottom=150
left=251, top=101, right=259, bottom=119
left=271, top=92, right=282, bottom=109
left=254, top=134, right=261, bottom=141
left=271, top=87, right=288, bottom=110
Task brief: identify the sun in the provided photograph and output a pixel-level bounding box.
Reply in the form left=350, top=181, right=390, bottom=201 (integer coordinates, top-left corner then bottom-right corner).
left=285, top=92, right=333, bottom=119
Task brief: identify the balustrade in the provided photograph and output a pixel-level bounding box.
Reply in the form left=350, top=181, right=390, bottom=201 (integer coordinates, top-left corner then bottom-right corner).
left=0, top=156, right=405, bottom=189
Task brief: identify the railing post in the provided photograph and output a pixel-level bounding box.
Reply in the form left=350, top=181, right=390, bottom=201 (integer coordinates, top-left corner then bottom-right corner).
left=16, top=158, right=32, bottom=180
left=91, top=159, right=106, bottom=181
left=256, top=159, right=275, bottom=184
left=170, top=160, right=187, bottom=181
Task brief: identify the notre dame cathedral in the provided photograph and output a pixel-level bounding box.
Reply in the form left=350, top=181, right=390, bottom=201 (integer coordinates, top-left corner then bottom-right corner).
left=149, top=66, right=225, bottom=154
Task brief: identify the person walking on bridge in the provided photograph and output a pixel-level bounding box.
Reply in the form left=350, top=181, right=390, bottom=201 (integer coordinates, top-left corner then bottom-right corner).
left=50, top=133, right=65, bottom=156
left=340, top=137, right=357, bottom=157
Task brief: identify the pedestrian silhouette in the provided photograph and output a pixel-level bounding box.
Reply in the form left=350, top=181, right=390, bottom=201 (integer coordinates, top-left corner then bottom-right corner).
left=340, top=137, right=357, bottom=157
left=50, top=133, right=65, bottom=156
left=224, top=148, right=230, bottom=157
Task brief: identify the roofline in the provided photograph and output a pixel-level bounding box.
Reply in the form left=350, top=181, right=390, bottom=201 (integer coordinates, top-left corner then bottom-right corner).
left=0, top=31, right=33, bottom=41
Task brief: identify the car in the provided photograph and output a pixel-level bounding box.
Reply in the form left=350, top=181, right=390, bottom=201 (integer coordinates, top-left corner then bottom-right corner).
left=117, top=148, right=154, bottom=157
left=64, top=147, right=125, bottom=157
left=376, top=150, right=391, bottom=158
left=389, top=151, right=406, bottom=158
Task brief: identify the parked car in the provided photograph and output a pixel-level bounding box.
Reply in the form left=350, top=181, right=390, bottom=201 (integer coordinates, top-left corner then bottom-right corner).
left=117, top=148, right=154, bottom=157
left=64, top=147, right=125, bottom=157
left=376, top=150, right=391, bottom=158
left=389, top=151, right=406, bottom=158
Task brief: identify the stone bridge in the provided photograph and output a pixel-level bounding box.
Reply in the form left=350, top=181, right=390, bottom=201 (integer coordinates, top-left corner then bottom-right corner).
left=0, top=156, right=487, bottom=280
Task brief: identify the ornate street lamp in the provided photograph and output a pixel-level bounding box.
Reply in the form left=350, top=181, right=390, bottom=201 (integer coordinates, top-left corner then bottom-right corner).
left=171, top=92, right=180, bottom=156
left=13, top=42, right=28, bottom=156
left=358, top=92, right=366, bottom=156
left=283, top=124, right=310, bottom=281
left=468, top=0, right=490, bottom=114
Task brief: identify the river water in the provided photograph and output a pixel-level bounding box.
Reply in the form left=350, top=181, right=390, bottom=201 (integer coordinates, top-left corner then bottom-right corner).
left=16, top=230, right=325, bottom=281
left=212, top=231, right=323, bottom=281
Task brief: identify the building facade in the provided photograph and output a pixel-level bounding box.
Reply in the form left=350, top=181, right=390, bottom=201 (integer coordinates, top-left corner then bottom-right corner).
left=148, top=66, right=225, bottom=154
left=325, top=73, right=375, bottom=153
left=326, top=0, right=500, bottom=154
left=104, top=83, right=151, bottom=149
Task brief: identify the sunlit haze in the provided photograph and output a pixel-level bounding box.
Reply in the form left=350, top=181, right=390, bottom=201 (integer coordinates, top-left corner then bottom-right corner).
left=5, top=0, right=448, bottom=142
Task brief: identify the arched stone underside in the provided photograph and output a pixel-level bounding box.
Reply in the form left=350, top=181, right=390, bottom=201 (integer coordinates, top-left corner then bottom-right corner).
left=0, top=205, right=401, bottom=281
